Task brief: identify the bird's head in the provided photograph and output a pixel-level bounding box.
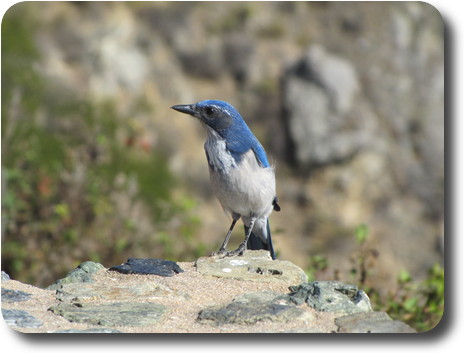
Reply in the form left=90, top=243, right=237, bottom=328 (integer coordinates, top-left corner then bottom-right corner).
left=171, top=100, right=241, bottom=134
left=172, top=99, right=269, bottom=167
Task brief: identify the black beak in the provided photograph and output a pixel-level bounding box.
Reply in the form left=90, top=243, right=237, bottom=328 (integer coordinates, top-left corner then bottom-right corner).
left=171, top=104, right=196, bottom=116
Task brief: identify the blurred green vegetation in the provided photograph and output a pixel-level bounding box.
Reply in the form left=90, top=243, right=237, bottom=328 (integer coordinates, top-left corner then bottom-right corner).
left=1, top=4, right=203, bottom=287
left=306, top=224, right=444, bottom=332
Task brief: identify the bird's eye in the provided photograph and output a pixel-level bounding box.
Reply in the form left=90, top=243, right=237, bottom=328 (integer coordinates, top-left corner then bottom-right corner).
left=205, top=107, right=215, bottom=115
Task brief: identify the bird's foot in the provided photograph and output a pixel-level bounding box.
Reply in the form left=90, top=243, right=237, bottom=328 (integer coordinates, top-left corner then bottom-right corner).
left=210, top=248, right=227, bottom=258
left=223, top=243, right=247, bottom=258
left=210, top=244, right=246, bottom=258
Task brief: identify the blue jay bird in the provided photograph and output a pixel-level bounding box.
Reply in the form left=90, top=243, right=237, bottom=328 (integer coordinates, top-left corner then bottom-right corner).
left=171, top=100, right=280, bottom=260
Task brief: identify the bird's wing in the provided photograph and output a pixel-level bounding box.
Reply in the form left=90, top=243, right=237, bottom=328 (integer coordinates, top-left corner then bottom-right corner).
left=251, top=143, right=270, bottom=168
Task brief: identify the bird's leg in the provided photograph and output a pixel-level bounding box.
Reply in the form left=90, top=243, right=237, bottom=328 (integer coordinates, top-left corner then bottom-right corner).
left=225, top=217, right=256, bottom=257
left=211, top=213, right=240, bottom=256
left=218, top=219, right=238, bottom=252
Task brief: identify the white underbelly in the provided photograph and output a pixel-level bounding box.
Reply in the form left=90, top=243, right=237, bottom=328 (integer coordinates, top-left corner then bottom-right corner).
left=209, top=149, right=275, bottom=218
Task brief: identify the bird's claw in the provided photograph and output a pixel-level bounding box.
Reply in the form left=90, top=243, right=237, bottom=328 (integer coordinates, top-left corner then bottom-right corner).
left=210, top=248, right=227, bottom=257
left=210, top=245, right=246, bottom=258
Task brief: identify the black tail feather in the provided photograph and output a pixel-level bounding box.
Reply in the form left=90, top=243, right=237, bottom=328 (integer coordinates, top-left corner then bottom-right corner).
left=246, top=220, right=276, bottom=260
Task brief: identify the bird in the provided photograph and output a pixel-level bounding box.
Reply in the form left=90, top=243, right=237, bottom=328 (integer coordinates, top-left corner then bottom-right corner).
left=171, top=100, right=280, bottom=260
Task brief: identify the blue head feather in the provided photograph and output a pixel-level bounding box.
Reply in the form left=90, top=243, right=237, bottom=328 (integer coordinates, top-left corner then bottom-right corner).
left=194, top=100, right=270, bottom=168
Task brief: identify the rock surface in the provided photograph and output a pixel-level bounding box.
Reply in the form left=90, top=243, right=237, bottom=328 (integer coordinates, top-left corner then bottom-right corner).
left=197, top=291, right=314, bottom=327
left=49, top=302, right=166, bottom=327
left=46, top=261, right=105, bottom=290
left=1, top=256, right=416, bottom=333
left=195, top=250, right=308, bottom=285
left=54, top=281, right=188, bottom=303
left=286, top=281, right=372, bottom=315
left=1, top=288, right=32, bottom=303
left=50, top=328, right=122, bottom=333
left=2, top=309, right=43, bottom=329
left=109, top=258, right=184, bottom=276
left=1, top=271, right=10, bottom=282
left=335, top=311, right=416, bottom=333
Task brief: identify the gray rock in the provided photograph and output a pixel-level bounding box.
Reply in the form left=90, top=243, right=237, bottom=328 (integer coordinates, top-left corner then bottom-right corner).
left=280, top=328, right=329, bottom=333
left=335, top=311, right=416, bottom=333
left=55, top=281, right=188, bottom=303
left=222, top=34, right=255, bottom=84
left=283, top=44, right=368, bottom=169
left=1, top=288, right=32, bottom=303
left=195, top=250, right=307, bottom=285
left=198, top=291, right=313, bottom=326
left=49, top=328, right=122, bottom=333
left=46, top=261, right=105, bottom=290
left=177, top=37, right=223, bottom=79
left=233, top=291, right=283, bottom=304
left=2, top=308, right=43, bottom=329
left=286, top=281, right=372, bottom=315
left=299, top=44, right=360, bottom=115
left=48, top=302, right=166, bottom=327
left=1, top=271, right=10, bottom=281
left=109, top=258, right=183, bottom=276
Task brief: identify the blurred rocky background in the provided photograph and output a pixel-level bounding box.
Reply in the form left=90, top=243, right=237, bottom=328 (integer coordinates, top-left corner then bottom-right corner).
left=1, top=2, right=443, bottom=331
